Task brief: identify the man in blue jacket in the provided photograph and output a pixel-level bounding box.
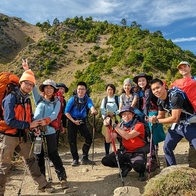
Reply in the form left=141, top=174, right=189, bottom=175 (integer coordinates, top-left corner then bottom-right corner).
left=65, top=82, right=97, bottom=166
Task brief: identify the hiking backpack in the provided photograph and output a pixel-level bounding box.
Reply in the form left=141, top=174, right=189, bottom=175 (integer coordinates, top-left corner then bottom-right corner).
left=0, top=72, right=19, bottom=119
left=0, top=72, right=19, bottom=131
left=50, top=90, right=65, bottom=130
left=171, top=77, right=196, bottom=112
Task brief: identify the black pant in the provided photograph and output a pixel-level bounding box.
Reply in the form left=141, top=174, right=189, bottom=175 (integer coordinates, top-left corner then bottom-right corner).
left=67, top=119, right=92, bottom=160
left=101, top=150, right=147, bottom=174
left=36, top=133, right=66, bottom=180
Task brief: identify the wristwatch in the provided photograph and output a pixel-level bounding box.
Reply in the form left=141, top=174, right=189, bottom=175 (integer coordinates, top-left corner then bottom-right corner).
left=113, top=123, right=117, bottom=128
left=155, top=118, right=159, bottom=123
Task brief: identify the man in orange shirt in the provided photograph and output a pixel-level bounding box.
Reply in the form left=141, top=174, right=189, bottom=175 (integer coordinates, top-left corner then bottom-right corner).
left=102, top=105, right=147, bottom=181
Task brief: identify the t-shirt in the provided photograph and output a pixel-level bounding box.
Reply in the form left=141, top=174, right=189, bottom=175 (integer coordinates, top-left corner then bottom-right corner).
left=122, top=122, right=145, bottom=152
left=157, top=91, right=193, bottom=120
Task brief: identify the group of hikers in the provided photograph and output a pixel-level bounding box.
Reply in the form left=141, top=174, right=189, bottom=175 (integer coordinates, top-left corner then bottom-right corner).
left=0, top=60, right=196, bottom=195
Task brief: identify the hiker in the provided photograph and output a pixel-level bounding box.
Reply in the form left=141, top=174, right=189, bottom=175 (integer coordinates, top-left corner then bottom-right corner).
left=100, top=83, right=119, bottom=155
left=176, top=61, right=196, bottom=168
left=148, top=78, right=196, bottom=166
left=0, top=69, right=54, bottom=195
left=101, top=105, right=147, bottom=181
left=56, top=83, right=69, bottom=145
left=65, top=81, right=97, bottom=166
left=22, top=60, right=68, bottom=189
left=133, top=73, right=165, bottom=170
left=119, top=78, right=138, bottom=111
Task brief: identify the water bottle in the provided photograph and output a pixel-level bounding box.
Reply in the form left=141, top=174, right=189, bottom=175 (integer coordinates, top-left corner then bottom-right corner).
left=33, top=136, right=42, bottom=154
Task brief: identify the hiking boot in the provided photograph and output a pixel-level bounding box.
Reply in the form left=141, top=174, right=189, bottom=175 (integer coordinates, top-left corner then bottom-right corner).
left=61, top=179, right=69, bottom=189
left=39, top=183, right=55, bottom=193
left=81, top=158, right=96, bottom=165
left=71, top=160, right=79, bottom=166
left=121, top=165, right=132, bottom=177
left=138, top=173, right=146, bottom=181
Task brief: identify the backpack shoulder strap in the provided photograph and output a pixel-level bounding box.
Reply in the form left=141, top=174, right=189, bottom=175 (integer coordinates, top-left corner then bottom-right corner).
left=114, top=95, right=119, bottom=109
left=104, top=96, right=108, bottom=109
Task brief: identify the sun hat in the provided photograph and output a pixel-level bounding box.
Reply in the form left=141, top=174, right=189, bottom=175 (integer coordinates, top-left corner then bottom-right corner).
left=19, top=69, right=36, bottom=85
left=177, top=61, right=190, bottom=69
left=133, top=73, right=152, bottom=84
left=57, top=83, right=69, bottom=93
left=123, top=78, right=133, bottom=85
left=119, top=105, right=135, bottom=116
left=39, top=79, right=58, bottom=93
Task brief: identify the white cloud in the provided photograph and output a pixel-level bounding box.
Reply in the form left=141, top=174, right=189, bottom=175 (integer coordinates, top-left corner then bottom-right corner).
left=0, top=0, right=196, bottom=26
left=172, top=37, right=196, bottom=43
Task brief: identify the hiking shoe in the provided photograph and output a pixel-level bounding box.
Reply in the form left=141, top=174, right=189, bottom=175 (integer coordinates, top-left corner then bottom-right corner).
left=81, top=158, right=96, bottom=165
left=61, top=179, right=69, bottom=189
left=71, top=160, right=79, bottom=166
left=138, top=173, right=146, bottom=181
left=121, top=165, right=132, bottom=177
left=39, top=183, right=55, bottom=193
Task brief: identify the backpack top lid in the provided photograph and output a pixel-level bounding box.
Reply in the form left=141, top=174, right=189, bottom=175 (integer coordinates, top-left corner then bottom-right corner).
left=0, top=72, right=19, bottom=119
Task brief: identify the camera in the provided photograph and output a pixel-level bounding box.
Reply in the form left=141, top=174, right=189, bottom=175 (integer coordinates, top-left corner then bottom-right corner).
left=79, top=121, right=84, bottom=125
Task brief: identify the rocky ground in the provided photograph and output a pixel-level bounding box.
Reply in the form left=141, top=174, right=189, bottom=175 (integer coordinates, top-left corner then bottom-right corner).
left=4, top=137, right=189, bottom=196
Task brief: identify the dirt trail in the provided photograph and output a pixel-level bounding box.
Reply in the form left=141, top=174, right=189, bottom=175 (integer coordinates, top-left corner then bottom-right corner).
left=4, top=138, right=189, bottom=196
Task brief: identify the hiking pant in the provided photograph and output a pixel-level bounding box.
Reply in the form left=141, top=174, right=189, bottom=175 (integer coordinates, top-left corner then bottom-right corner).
left=0, top=134, right=48, bottom=195
left=101, top=150, right=147, bottom=174
left=163, top=123, right=196, bottom=166
left=67, top=119, right=92, bottom=161
left=36, top=133, right=66, bottom=180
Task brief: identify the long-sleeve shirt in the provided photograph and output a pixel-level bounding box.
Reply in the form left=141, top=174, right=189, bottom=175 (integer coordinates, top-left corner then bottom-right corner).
left=32, top=86, right=60, bottom=135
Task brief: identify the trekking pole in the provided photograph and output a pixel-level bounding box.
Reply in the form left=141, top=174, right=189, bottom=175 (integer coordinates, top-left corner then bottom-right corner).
left=17, top=137, right=34, bottom=196
left=108, top=126, right=124, bottom=186
left=41, top=126, right=53, bottom=183
left=147, top=123, right=154, bottom=180
left=91, top=114, right=96, bottom=169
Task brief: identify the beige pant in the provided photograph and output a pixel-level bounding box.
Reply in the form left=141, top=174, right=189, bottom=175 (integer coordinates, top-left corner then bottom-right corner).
left=0, top=134, right=48, bottom=194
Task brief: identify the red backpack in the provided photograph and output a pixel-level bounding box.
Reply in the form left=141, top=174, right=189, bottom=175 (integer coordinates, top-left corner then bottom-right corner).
left=171, top=77, right=196, bottom=112
left=50, top=90, right=65, bottom=130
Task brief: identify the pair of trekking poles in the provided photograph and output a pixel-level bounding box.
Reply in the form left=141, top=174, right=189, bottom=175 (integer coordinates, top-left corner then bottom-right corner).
left=17, top=126, right=52, bottom=196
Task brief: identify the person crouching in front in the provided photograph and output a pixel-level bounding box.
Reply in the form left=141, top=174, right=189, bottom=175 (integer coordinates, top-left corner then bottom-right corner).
left=101, top=105, right=147, bottom=181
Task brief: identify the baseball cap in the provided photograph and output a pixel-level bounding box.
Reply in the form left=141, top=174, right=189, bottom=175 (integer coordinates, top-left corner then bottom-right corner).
left=177, top=61, right=190, bottom=69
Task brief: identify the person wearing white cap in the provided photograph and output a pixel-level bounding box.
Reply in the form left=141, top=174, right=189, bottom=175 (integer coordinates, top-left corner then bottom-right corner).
left=177, top=61, right=196, bottom=168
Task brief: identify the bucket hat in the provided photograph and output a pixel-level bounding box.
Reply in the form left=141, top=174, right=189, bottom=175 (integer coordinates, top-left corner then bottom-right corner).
left=39, top=79, right=58, bottom=93
left=119, top=105, right=135, bottom=116
left=133, top=73, right=152, bottom=84
left=57, top=83, right=69, bottom=93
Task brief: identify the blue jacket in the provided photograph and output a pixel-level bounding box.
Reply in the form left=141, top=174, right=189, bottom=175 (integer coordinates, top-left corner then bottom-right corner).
left=65, top=95, right=94, bottom=119
left=32, top=86, right=60, bottom=135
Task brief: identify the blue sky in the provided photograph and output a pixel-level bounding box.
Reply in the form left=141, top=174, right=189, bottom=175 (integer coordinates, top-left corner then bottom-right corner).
left=0, top=0, right=196, bottom=54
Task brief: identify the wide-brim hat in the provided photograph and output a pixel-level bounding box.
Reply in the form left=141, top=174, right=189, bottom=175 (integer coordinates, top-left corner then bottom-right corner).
left=177, top=61, right=190, bottom=69
left=133, top=73, right=152, bottom=84
left=119, top=105, right=135, bottom=116
left=39, top=79, right=58, bottom=93
left=56, top=83, right=69, bottom=93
